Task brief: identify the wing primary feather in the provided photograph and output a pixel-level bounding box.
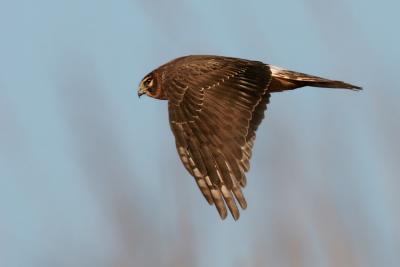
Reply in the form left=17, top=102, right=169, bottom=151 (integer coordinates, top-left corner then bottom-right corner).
left=232, top=186, right=247, bottom=209
left=184, top=157, right=213, bottom=204
left=214, top=151, right=233, bottom=189
left=178, top=110, right=208, bottom=176
left=210, top=187, right=228, bottom=219
left=221, top=185, right=240, bottom=220
left=195, top=177, right=214, bottom=205
left=224, top=152, right=246, bottom=186
left=171, top=107, right=214, bottom=204
left=200, top=145, right=221, bottom=186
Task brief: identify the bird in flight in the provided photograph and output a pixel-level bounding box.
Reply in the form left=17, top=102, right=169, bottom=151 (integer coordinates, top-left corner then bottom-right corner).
left=138, top=55, right=361, bottom=220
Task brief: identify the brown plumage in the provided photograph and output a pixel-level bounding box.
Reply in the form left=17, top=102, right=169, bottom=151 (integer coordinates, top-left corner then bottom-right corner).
left=138, top=55, right=361, bottom=220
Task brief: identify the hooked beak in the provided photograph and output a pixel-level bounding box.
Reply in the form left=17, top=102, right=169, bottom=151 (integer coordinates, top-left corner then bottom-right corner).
left=137, top=87, right=146, bottom=98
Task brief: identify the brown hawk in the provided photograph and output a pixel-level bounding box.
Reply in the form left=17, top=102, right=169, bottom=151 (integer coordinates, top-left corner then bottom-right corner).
left=138, top=55, right=361, bottom=220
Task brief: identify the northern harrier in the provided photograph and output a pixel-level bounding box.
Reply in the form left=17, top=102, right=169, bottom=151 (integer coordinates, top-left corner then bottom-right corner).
left=138, top=55, right=361, bottom=220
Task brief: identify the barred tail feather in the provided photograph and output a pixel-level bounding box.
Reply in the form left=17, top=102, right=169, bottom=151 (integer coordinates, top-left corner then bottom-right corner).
left=269, top=65, right=362, bottom=92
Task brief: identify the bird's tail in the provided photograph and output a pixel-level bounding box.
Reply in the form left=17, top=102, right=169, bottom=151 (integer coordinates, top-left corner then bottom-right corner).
left=268, top=65, right=362, bottom=92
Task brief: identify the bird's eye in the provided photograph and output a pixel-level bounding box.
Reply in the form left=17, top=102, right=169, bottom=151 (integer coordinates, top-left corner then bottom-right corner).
left=144, top=78, right=152, bottom=86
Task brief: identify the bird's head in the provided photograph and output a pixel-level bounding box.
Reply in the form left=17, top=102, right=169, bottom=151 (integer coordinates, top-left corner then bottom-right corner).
left=138, top=72, right=166, bottom=99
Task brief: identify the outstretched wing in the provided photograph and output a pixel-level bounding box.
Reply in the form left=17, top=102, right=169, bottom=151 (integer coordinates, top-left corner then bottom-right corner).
left=166, top=56, right=272, bottom=220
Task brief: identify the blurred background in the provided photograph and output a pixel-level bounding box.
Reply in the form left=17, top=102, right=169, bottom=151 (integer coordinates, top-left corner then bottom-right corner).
left=1, top=0, right=399, bottom=266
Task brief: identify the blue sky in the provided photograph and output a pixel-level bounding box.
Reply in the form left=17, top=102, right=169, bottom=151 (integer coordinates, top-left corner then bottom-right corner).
left=1, top=1, right=399, bottom=267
